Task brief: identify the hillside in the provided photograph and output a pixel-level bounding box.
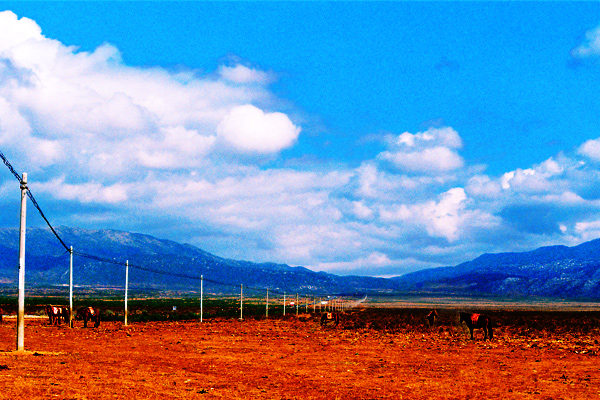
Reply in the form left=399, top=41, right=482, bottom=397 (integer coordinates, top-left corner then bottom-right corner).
left=393, top=239, right=600, bottom=299
left=0, top=227, right=395, bottom=295
left=2, top=226, right=600, bottom=299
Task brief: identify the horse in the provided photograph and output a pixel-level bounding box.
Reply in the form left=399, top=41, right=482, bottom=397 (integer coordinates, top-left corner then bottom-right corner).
left=45, top=305, right=63, bottom=325
left=76, top=306, right=100, bottom=328
left=426, top=310, right=438, bottom=326
left=459, top=312, right=493, bottom=341
left=61, top=306, right=70, bottom=325
left=320, top=312, right=339, bottom=327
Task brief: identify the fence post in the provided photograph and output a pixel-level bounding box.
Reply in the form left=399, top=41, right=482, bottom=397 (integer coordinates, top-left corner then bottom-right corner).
left=124, top=260, right=129, bottom=326
left=69, top=246, right=73, bottom=328
left=239, top=284, right=243, bottom=321
left=266, top=288, right=269, bottom=318
left=283, top=292, right=286, bottom=316
left=200, top=275, right=203, bottom=323
left=16, top=173, right=27, bottom=352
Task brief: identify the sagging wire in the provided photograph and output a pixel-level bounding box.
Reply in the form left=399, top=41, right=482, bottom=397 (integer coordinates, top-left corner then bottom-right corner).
left=0, top=150, right=69, bottom=251
left=0, top=150, right=336, bottom=298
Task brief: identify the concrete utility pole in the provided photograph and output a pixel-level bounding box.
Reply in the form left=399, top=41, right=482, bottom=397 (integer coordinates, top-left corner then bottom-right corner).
left=266, top=288, right=269, bottom=318
left=239, top=284, right=243, bottom=320
left=124, top=260, right=129, bottom=326
left=200, top=275, right=203, bottom=323
left=16, top=173, right=27, bottom=351
left=283, top=292, right=286, bottom=316
left=69, top=246, right=73, bottom=328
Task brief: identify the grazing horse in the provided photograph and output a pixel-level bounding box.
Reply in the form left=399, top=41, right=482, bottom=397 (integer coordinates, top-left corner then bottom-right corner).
left=426, top=310, right=438, bottom=326
left=45, top=305, right=64, bottom=325
left=460, top=312, right=493, bottom=341
left=320, top=312, right=340, bottom=327
left=61, top=306, right=70, bottom=325
left=76, top=306, right=100, bottom=328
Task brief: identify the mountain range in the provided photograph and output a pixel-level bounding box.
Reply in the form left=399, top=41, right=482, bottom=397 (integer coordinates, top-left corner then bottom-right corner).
left=0, top=227, right=395, bottom=295
left=1, top=226, right=600, bottom=299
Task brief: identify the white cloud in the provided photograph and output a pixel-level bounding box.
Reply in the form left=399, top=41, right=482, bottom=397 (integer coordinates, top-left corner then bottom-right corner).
left=378, top=127, right=464, bottom=173
left=578, top=138, right=600, bottom=161
left=0, top=11, right=301, bottom=180
left=0, top=11, right=43, bottom=51
left=217, top=104, right=300, bottom=153
left=5, top=11, right=600, bottom=277
left=352, top=201, right=374, bottom=220
left=38, top=178, right=128, bottom=204
left=380, top=146, right=464, bottom=173
left=421, top=188, right=467, bottom=241
left=571, top=25, right=600, bottom=58
left=219, top=64, right=274, bottom=85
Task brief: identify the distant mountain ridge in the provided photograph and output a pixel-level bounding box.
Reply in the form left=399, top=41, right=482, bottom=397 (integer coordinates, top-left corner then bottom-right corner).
left=0, top=227, right=395, bottom=295
left=1, top=226, right=600, bottom=299
left=392, top=239, right=600, bottom=299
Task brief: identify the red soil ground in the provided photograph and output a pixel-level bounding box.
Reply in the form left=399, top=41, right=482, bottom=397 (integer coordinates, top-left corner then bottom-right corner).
left=0, top=307, right=598, bottom=399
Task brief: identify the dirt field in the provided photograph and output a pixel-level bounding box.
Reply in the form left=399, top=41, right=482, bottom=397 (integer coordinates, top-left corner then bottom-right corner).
left=0, top=307, right=599, bottom=399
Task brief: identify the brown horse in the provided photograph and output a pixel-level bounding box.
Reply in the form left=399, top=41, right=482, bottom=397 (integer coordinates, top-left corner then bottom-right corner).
left=320, top=312, right=339, bottom=327
left=61, top=306, right=70, bottom=324
left=460, top=312, right=493, bottom=341
left=426, top=310, right=438, bottom=326
left=76, top=306, right=100, bottom=328
left=45, top=305, right=64, bottom=325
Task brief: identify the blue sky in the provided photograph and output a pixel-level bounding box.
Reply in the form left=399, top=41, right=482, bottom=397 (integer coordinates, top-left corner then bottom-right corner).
left=1, top=3, right=600, bottom=277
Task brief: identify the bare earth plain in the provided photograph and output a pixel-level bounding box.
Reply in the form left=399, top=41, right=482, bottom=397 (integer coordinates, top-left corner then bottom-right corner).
left=0, top=306, right=599, bottom=400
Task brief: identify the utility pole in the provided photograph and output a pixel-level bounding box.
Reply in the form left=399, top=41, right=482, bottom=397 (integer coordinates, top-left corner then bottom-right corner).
left=239, top=284, right=243, bottom=321
left=200, top=275, right=203, bottom=322
left=69, top=246, right=73, bottom=328
left=16, top=173, right=27, bottom=351
left=124, top=260, right=129, bottom=326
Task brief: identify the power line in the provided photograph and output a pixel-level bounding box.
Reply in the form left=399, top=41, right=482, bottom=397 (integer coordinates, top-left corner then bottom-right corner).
left=0, top=150, right=340, bottom=298
left=0, top=151, right=69, bottom=251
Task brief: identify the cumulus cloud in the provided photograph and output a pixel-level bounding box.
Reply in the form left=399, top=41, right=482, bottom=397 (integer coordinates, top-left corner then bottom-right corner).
left=5, top=10, right=600, bottom=277
left=378, top=127, right=464, bottom=173
left=571, top=25, right=600, bottom=58
left=578, top=138, right=600, bottom=161
left=218, top=64, right=274, bottom=84
left=0, top=10, right=299, bottom=181
left=217, top=104, right=300, bottom=153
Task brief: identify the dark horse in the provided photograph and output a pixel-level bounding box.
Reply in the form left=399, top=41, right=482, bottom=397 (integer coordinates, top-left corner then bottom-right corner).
left=460, top=312, right=493, bottom=341
left=76, top=306, right=100, bottom=328
left=320, top=312, right=340, bottom=327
